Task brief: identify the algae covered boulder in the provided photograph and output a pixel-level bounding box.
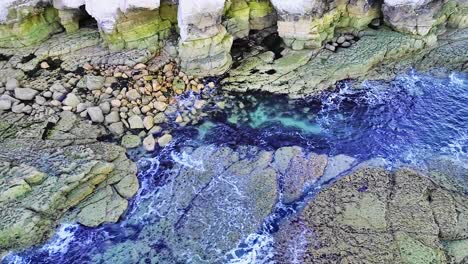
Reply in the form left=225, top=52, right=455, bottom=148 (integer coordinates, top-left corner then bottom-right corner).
left=223, top=0, right=277, bottom=39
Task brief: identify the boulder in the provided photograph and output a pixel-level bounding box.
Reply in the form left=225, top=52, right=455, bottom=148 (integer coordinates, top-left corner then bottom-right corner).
left=5, top=79, right=18, bottom=91
left=105, top=111, right=120, bottom=124
left=157, top=133, right=172, bottom=147
left=121, top=134, right=141, bottom=149
left=87, top=106, right=104, bottom=123
left=62, top=93, right=81, bottom=107
left=85, top=75, right=105, bottom=91
left=143, top=116, right=154, bottom=130
left=128, top=115, right=144, bottom=129
left=0, top=100, right=12, bottom=110
left=143, top=134, right=156, bottom=151
left=126, top=89, right=141, bottom=101
left=14, top=88, right=38, bottom=101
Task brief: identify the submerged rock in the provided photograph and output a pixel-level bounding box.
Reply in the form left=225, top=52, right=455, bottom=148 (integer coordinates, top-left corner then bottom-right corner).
left=272, top=147, right=328, bottom=203
left=91, top=145, right=279, bottom=263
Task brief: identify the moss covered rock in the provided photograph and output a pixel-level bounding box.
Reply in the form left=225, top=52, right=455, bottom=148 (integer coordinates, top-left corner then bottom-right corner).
left=273, top=0, right=381, bottom=50
left=101, top=8, right=174, bottom=52
left=224, top=0, right=251, bottom=39
left=0, top=112, right=138, bottom=255
left=247, top=0, right=277, bottom=30
left=0, top=6, right=62, bottom=48
left=57, top=9, right=80, bottom=33
left=179, top=26, right=234, bottom=76
left=274, top=165, right=468, bottom=263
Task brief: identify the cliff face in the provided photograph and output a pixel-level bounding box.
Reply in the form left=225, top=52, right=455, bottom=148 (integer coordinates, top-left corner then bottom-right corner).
left=0, top=0, right=466, bottom=76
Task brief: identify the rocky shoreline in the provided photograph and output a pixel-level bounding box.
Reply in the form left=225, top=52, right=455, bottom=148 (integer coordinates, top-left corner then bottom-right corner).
left=0, top=111, right=139, bottom=257
left=0, top=0, right=467, bottom=262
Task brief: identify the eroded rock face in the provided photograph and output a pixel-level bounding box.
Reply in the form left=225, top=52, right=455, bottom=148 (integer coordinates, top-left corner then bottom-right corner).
left=274, top=166, right=468, bottom=263
left=223, top=0, right=277, bottom=39
left=0, top=3, right=62, bottom=48
left=178, top=0, right=234, bottom=76
left=270, top=0, right=382, bottom=50
left=383, top=0, right=444, bottom=36
left=0, top=111, right=138, bottom=255
left=223, top=28, right=429, bottom=95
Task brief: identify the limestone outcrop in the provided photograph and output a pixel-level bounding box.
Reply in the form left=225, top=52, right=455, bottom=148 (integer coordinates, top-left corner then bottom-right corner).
left=178, top=0, right=234, bottom=76
left=0, top=111, right=139, bottom=255
left=270, top=0, right=382, bottom=50
left=0, top=0, right=467, bottom=77
left=222, top=27, right=467, bottom=96
left=0, top=2, right=62, bottom=48
left=383, top=0, right=445, bottom=36
left=274, top=164, right=468, bottom=263
left=223, top=0, right=277, bottom=39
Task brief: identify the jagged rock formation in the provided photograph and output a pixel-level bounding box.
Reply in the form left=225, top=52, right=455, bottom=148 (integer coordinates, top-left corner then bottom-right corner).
left=223, top=0, right=277, bottom=39
left=1, top=0, right=467, bottom=76
left=270, top=0, right=382, bottom=50
left=222, top=27, right=468, bottom=96
left=0, top=4, right=62, bottom=48
left=0, top=111, right=139, bottom=255
left=274, top=164, right=468, bottom=263
left=86, top=145, right=357, bottom=262
left=177, top=0, right=234, bottom=76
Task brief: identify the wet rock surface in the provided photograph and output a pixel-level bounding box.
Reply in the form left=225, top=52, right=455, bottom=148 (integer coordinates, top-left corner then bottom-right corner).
left=0, top=111, right=138, bottom=255
left=222, top=27, right=468, bottom=96
left=274, top=166, right=468, bottom=264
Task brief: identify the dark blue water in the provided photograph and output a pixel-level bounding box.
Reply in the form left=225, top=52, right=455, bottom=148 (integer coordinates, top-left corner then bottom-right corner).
left=2, top=70, right=467, bottom=264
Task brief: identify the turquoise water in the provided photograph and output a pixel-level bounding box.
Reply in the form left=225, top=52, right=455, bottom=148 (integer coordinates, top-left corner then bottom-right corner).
left=228, top=104, right=322, bottom=135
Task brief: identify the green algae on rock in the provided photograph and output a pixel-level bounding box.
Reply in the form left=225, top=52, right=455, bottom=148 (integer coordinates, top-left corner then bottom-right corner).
left=223, top=0, right=276, bottom=39
left=222, top=26, right=434, bottom=96
left=248, top=0, right=276, bottom=31
left=224, top=0, right=251, bottom=39
left=273, top=0, right=381, bottom=50
left=101, top=8, right=174, bottom=52
left=0, top=6, right=62, bottom=48
left=274, top=166, right=468, bottom=263
left=0, top=112, right=138, bottom=255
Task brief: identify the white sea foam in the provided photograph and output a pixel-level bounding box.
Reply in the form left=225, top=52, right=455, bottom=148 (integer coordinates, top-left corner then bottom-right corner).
left=225, top=233, right=275, bottom=264
left=171, top=150, right=206, bottom=171
left=450, top=72, right=466, bottom=86
left=42, top=224, right=79, bottom=255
